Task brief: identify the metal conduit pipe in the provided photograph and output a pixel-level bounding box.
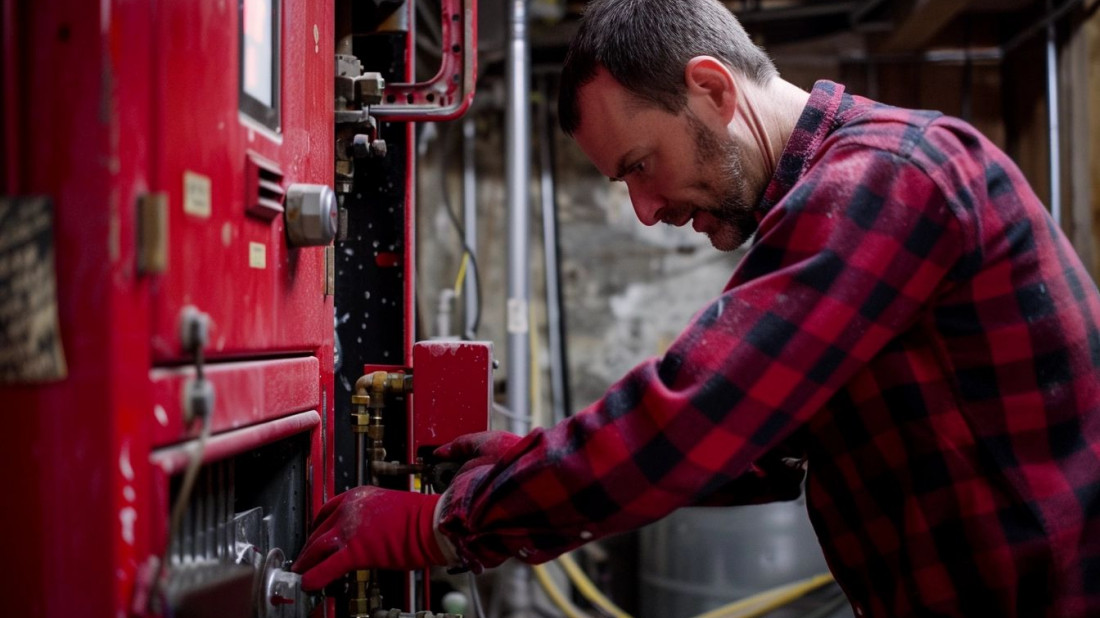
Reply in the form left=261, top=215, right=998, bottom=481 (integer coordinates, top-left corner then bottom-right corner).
left=463, top=116, right=479, bottom=339
left=506, top=0, right=531, bottom=435
left=1045, top=0, right=1063, bottom=226
left=502, top=3, right=535, bottom=614
left=537, top=76, right=570, bottom=425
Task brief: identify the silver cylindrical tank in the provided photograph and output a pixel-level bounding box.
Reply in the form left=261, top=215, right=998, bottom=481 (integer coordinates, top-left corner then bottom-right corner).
left=639, top=499, right=837, bottom=617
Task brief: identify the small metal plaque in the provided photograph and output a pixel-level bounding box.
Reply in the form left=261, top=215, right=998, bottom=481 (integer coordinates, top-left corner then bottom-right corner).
left=249, top=242, right=267, bottom=269
left=183, top=171, right=212, bottom=218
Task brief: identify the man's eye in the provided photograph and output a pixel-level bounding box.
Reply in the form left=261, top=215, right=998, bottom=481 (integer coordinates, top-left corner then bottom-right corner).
left=630, top=161, right=646, bottom=175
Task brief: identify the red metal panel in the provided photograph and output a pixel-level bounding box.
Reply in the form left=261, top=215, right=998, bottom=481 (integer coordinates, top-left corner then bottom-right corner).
left=410, top=341, right=493, bottom=452
left=148, top=0, right=333, bottom=362
left=0, top=1, right=158, bottom=614
left=150, top=356, right=321, bottom=446
left=0, top=1, right=335, bottom=616
left=150, top=410, right=321, bottom=475
left=405, top=121, right=418, bottom=366
left=1, top=0, right=20, bottom=191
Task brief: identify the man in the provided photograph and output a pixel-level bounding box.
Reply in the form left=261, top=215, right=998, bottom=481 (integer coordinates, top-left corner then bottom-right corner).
left=294, top=0, right=1100, bottom=615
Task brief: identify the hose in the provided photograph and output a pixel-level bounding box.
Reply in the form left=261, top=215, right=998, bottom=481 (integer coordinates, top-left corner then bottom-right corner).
left=545, top=549, right=834, bottom=618
left=532, top=563, right=588, bottom=618
left=557, top=553, right=631, bottom=618
left=468, top=571, right=487, bottom=618
left=692, top=573, right=836, bottom=618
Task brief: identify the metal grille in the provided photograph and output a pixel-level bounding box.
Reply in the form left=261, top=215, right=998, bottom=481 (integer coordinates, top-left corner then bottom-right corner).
left=172, top=460, right=236, bottom=566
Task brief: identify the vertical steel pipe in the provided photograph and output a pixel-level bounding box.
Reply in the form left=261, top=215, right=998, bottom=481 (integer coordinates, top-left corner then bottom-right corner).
left=463, top=116, right=479, bottom=339
left=506, top=0, right=531, bottom=435
left=505, top=0, right=534, bottom=612
left=1045, top=0, right=1062, bottom=226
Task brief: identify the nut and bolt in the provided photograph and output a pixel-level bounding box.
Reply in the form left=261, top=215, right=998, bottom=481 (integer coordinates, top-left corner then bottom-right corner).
left=350, top=135, right=387, bottom=160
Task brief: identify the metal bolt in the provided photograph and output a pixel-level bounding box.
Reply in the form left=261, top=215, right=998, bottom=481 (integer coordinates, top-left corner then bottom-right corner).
left=369, top=139, right=388, bottom=159
left=179, top=306, right=210, bottom=352
left=182, top=377, right=215, bottom=424
left=350, top=134, right=371, bottom=159
left=356, top=72, right=386, bottom=106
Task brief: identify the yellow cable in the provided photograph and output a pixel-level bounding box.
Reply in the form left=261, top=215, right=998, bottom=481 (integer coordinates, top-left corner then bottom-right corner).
left=532, top=563, right=588, bottom=618
left=702, top=574, right=832, bottom=618
left=553, top=550, right=831, bottom=618
left=547, top=543, right=833, bottom=618
left=453, top=252, right=470, bottom=296
left=557, top=553, right=632, bottom=618
left=691, top=573, right=835, bottom=618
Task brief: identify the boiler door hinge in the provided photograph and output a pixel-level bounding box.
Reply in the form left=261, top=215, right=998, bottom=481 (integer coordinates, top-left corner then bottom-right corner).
left=137, top=192, right=168, bottom=274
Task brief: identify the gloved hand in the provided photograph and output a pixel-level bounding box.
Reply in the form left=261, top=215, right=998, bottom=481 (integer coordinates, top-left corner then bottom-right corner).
left=292, top=486, right=446, bottom=591
left=433, top=430, right=523, bottom=474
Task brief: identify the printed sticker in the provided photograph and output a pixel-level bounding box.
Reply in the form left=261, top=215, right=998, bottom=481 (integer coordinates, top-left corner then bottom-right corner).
left=249, top=242, right=267, bottom=269
left=183, top=171, right=212, bottom=218
left=0, top=197, right=68, bottom=383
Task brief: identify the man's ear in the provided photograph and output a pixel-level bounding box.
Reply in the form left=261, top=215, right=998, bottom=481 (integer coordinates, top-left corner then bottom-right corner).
left=684, top=56, right=738, bottom=124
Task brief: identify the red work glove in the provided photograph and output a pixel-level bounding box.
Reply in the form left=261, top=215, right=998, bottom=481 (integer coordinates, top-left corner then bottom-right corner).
left=292, top=486, right=447, bottom=591
left=433, top=430, right=523, bottom=474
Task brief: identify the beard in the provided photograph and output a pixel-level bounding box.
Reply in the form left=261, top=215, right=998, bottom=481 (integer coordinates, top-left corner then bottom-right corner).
left=684, top=112, right=761, bottom=251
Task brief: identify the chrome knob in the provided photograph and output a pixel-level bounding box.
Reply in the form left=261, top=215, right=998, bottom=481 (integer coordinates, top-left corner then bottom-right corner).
left=285, top=184, right=337, bottom=247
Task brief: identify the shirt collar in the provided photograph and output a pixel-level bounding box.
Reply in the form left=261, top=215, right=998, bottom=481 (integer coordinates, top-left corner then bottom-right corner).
left=758, top=80, right=849, bottom=216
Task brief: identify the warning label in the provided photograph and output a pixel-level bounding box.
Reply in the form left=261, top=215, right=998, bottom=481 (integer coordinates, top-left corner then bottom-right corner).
left=0, top=197, right=67, bottom=383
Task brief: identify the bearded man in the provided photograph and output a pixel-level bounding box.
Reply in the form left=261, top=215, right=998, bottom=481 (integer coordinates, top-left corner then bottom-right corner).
left=296, top=1, right=1100, bottom=615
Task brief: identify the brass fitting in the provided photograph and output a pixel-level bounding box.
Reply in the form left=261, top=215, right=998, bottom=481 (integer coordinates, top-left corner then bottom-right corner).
left=349, top=569, right=373, bottom=617
left=352, top=371, right=410, bottom=415
left=351, top=394, right=371, bottom=434
left=351, top=369, right=412, bottom=482
left=366, top=371, right=411, bottom=404
left=350, top=598, right=370, bottom=618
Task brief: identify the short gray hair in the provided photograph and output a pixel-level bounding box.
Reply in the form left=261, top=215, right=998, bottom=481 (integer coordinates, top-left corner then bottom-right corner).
left=558, top=0, right=777, bottom=135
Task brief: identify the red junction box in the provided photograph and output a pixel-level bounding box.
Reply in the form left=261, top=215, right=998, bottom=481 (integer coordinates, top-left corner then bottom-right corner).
left=411, top=341, right=494, bottom=452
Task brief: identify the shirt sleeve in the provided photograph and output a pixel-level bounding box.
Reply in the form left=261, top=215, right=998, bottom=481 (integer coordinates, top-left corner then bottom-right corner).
left=686, top=434, right=808, bottom=507
left=437, top=142, right=967, bottom=571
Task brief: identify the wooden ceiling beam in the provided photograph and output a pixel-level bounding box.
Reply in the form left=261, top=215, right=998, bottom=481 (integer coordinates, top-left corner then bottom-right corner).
left=879, top=0, right=978, bottom=52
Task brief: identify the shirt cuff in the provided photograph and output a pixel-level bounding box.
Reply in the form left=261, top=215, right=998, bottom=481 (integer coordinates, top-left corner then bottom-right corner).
left=432, top=489, right=460, bottom=566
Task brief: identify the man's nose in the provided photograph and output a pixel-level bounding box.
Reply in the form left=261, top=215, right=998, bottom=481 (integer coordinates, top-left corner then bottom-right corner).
left=628, top=185, right=664, bottom=226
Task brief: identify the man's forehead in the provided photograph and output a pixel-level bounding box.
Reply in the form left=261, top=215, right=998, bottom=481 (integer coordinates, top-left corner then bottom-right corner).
left=576, top=69, right=653, bottom=122
left=573, top=88, right=657, bottom=179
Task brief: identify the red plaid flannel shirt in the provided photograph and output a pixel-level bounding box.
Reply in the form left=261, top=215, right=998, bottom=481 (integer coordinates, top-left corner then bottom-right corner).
left=438, top=81, right=1100, bottom=617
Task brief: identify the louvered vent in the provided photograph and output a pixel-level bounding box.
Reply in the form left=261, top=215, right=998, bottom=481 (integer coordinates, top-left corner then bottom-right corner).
left=245, top=152, right=285, bottom=220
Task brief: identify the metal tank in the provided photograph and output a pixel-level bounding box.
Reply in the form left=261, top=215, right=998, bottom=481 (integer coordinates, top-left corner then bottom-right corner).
left=640, top=498, right=847, bottom=617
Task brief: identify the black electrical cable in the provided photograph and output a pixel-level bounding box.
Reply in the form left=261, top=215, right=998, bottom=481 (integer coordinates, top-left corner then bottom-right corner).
left=439, top=121, right=483, bottom=339
left=441, top=196, right=483, bottom=338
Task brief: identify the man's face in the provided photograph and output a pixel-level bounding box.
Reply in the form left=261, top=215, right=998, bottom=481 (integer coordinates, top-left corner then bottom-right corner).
left=573, top=70, right=761, bottom=251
